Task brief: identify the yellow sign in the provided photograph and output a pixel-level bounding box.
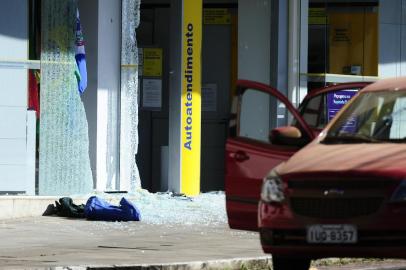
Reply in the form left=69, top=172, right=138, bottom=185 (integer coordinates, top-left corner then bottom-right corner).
left=204, top=8, right=231, bottom=25
left=329, top=11, right=378, bottom=76
left=309, top=8, right=327, bottom=25
left=181, top=0, right=202, bottom=196
left=143, top=48, right=163, bottom=77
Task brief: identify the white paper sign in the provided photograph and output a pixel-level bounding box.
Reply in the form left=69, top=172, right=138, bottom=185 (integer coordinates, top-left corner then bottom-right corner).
left=142, top=79, right=162, bottom=109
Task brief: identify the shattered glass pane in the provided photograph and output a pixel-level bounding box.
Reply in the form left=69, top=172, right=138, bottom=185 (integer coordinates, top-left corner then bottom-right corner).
left=120, top=0, right=141, bottom=191
left=39, top=0, right=93, bottom=195
left=82, top=191, right=228, bottom=227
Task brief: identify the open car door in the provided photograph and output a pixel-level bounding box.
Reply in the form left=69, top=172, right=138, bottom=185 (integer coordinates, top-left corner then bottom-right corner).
left=225, top=80, right=314, bottom=231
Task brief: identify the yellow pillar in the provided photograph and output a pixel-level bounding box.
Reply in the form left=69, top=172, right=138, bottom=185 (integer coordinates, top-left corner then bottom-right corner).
left=180, top=0, right=202, bottom=196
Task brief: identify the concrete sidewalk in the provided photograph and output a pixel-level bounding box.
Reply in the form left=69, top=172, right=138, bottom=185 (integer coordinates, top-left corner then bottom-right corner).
left=0, top=216, right=269, bottom=269
left=1, top=217, right=406, bottom=270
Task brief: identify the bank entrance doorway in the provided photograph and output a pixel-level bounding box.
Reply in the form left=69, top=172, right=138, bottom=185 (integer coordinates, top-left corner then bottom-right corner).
left=137, top=2, right=237, bottom=192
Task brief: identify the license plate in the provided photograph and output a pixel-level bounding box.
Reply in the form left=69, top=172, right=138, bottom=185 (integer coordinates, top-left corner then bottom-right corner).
left=307, top=224, right=357, bottom=244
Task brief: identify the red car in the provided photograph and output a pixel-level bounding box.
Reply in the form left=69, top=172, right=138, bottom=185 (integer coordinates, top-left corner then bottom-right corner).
left=259, top=77, right=406, bottom=269
left=226, top=80, right=369, bottom=232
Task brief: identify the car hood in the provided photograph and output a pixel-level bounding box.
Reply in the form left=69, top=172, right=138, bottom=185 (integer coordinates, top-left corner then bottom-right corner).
left=279, top=142, right=406, bottom=179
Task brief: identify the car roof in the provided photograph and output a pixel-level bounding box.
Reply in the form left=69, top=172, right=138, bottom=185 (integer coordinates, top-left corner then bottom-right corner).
left=362, top=77, right=406, bottom=92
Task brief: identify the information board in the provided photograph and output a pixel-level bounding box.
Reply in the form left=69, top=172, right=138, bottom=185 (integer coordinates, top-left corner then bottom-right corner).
left=327, top=89, right=358, bottom=131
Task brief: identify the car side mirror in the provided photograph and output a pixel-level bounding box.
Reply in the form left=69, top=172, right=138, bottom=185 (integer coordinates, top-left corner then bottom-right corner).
left=270, top=126, right=308, bottom=147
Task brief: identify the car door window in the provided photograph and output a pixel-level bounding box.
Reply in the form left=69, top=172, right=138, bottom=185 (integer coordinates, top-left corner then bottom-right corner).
left=237, top=88, right=309, bottom=145
left=239, top=89, right=271, bottom=143
left=298, top=87, right=362, bottom=129
left=390, top=96, right=406, bottom=139
left=300, top=95, right=322, bottom=128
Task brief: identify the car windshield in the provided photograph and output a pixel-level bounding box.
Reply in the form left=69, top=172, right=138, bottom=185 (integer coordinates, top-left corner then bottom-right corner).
left=323, top=90, right=406, bottom=144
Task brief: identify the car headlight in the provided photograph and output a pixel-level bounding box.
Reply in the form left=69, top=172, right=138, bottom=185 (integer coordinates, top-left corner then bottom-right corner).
left=390, top=180, right=406, bottom=202
left=260, top=170, right=285, bottom=203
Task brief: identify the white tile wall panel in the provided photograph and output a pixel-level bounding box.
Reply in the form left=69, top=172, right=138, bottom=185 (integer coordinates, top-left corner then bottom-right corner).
left=0, top=68, right=28, bottom=107
left=0, top=0, right=30, bottom=194
left=402, top=0, right=406, bottom=25
left=379, top=24, right=401, bottom=77
left=380, top=0, right=401, bottom=25
left=401, top=27, right=406, bottom=76
left=0, top=0, right=28, bottom=59
left=0, top=139, right=26, bottom=165
left=0, top=165, right=26, bottom=192
left=0, top=107, right=26, bottom=139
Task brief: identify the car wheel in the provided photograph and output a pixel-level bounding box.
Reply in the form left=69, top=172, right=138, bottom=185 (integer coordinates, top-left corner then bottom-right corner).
left=272, top=256, right=311, bottom=270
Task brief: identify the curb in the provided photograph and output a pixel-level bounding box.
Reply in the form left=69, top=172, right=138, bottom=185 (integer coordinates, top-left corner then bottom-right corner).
left=12, top=257, right=406, bottom=270
left=314, top=267, right=406, bottom=270
left=312, top=262, right=406, bottom=270
left=51, top=256, right=272, bottom=270
left=334, top=267, right=406, bottom=270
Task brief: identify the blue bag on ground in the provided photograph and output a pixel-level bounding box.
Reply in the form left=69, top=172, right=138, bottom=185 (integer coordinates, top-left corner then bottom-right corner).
left=84, top=196, right=141, bottom=221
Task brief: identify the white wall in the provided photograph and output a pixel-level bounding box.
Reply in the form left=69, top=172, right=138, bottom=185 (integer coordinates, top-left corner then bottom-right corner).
left=80, top=0, right=121, bottom=191
left=287, top=0, right=308, bottom=111
left=238, top=0, right=271, bottom=141
left=97, top=0, right=121, bottom=190
left=379, top=0, right=406, bottom=77
left=0, top=0, right=33, bottom=194
left=168, top=0, right=183, bottom=192
left=238, top=0, right=271, bottom=84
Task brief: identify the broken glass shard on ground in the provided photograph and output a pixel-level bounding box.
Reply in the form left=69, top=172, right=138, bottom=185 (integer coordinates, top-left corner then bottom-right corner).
left=79, top=191, right=228, bottom=227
